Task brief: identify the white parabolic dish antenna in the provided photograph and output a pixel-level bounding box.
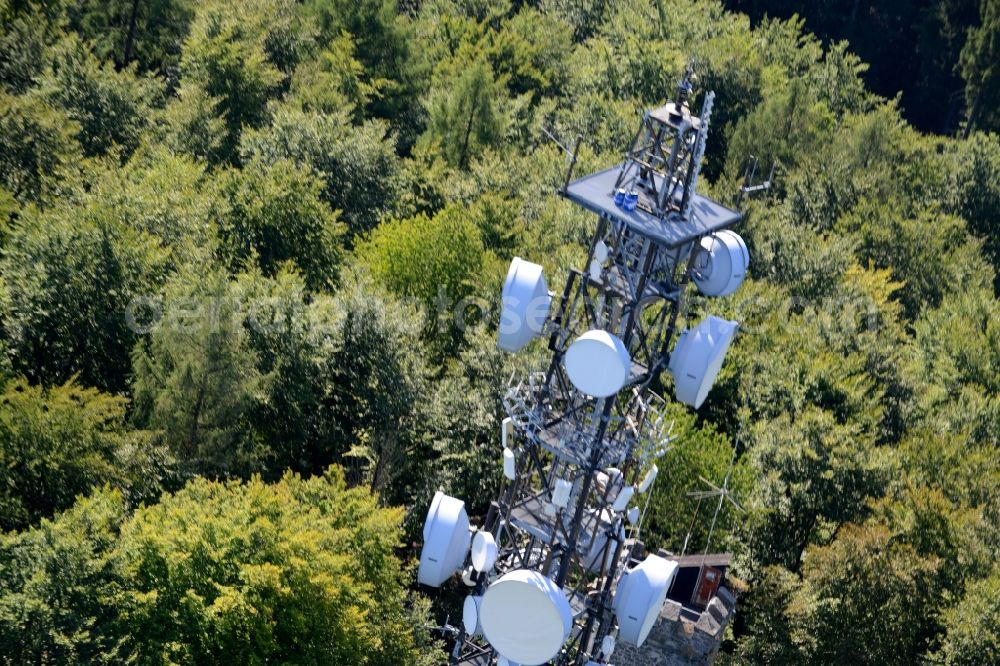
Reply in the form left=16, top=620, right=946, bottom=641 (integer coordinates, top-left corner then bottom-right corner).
left=498, top=257, right=551, bottom=352
left=471, top=531, right=498, bottom=572
left=692, top=229, right=749, bottom=297
left=462, top=595, right=483, bottom=636
left=479, top=569, right=573, bottom=665
left=613, top=554, right=680, bottom=647
left=417, top=491, right=471, bottom=587
left=564, top=329, right=631, bottom=398
left=668, top=315, right=738, bottom=409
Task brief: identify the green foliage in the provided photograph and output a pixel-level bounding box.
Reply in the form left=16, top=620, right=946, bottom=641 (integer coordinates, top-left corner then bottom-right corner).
left=0, top=91, right=78, bottom=202
left=789, top=523, right=942, bottom=665
left=466, top=193, right=524, bottom=255
left=725, top=77, right=834, bottom=178
left=0, top=472, right=443, bottom=665
left=178, top=0, right=288, bottom=162
left=417, top=328, right=520, bottom=531
left=490, top=8, right=573, bottom=100
left=86, top=146, right=215, bottom=261
left=739, top=209, right=856, bottom=304
left=642, top=403, right=750, bottom=555
left=425, top=53, right=505, bottom=168
left=840, top=204, right=990, bottom=319
left=784, top=101, right=942, bottom=232
left=0, top=487, right=126, bottom=664
left=286, top=34, right=375, bottom=119
left=905, top=287, right=1000, bottom=448
left=237, top=269, right=340, bottom=477
left=325, top=274, right=430, bottom=499
left=241, top=106, right=403, bottom=237
left=40, top=36, right=162, bottom=158
left=213, top=159, right=344, bottom=290
left=580, top=1, right=687, bottom=102
left=356, top=203, right=488, bottom=352
left=0, top=380, right=127, bottom=532
left=1, top=196, right=168, bottom=392
left=959, top=0, right=1000, bottom=133
left=301, top=0, right=424, bottom=147
left=159, top=81, right=228, bottom=163
left=239, top=269, right=434, bottom=497
left=872, top=487, right=993, bottom=596
left=0, top=4, right=49, bottom=94
left=720, top=565, right=800, bottom=665
left=742, top=408, right=890, bottom=571
left=0, top=187, right=14, bottom=232
left=934, top=566, right=1000, bottom=666
left=539, top=0, right=610, bottom=41
left=949, top=131, right=1000, bottom=290
left=711, top=271, right=892, bottom=433
left=732, top=0, right=984, bottom=134
left=807, top=41, right=873, bottom=117
left=66, top=0, right=195, bottom=72
left=131, top=264, right=268, bottom=478
left=114, top=469, right=436, bottom=664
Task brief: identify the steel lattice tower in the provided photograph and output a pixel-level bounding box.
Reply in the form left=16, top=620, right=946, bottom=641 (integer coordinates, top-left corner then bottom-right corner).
left=439, top=70, right=744, bottom=666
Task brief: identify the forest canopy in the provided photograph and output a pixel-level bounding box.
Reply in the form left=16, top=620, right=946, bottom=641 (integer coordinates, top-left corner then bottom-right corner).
left=0, top=0, right=998, bottom=663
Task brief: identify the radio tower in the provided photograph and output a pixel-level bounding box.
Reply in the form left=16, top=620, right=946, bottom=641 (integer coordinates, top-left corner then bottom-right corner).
left=417, top=67, right=750, bottom=666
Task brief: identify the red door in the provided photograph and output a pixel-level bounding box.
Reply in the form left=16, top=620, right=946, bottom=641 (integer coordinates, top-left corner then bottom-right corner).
left=692, top=566, right=722, bottom=607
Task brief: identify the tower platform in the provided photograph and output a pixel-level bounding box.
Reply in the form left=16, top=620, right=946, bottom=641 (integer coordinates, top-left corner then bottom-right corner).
left=561, top=165, right=740, bottom=249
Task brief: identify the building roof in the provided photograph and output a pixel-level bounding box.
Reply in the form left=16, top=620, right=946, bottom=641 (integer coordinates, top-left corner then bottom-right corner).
left=667, top=553, right=733, bottom=569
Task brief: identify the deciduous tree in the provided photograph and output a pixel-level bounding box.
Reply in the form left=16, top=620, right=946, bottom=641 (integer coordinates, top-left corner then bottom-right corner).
left=0, top=380, right=127, bottom=532
left=1, top=197, right=168, bottom=392
left=213, top=159, right=344, bottom=291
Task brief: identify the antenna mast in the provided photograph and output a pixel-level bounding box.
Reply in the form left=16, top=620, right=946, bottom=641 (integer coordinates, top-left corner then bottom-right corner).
left=418, top=66, right=750, bottom=666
